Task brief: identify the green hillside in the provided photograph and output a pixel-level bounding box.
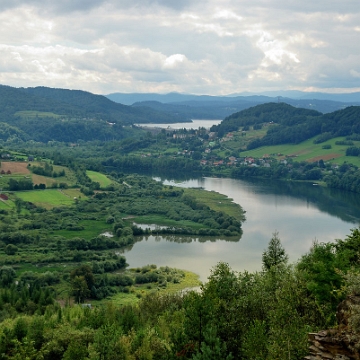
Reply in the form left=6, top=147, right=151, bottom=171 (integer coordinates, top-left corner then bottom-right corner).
left=211, top=103, right=360, bottom=151
left=0, top=85, right=188, bottom=143
left=240, top=136, right=360, bottom=167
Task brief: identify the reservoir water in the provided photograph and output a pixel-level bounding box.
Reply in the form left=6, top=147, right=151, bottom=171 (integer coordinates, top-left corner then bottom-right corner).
left=137, top=119, right=222, bottom=130
left=123, top=176, right=360, bottom=282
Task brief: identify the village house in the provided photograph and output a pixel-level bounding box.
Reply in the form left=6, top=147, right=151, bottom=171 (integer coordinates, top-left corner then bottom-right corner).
left=213, top=160, right=224, bottom=166
left=244, top=157, right=255, bottom=164
left=208, top=132, right=217, bottom=139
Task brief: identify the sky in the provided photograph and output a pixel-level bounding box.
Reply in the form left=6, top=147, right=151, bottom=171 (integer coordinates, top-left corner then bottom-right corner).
left=0, top=0, right=359, bottom=95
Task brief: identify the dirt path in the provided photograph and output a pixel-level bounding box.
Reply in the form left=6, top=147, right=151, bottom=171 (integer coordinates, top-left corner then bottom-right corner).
left=58, top=189, right=71, bottom=198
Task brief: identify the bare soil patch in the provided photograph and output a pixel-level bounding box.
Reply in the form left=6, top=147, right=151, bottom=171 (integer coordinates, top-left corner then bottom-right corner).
left=308, top=153, right=342, bottom=162
left=291, top=149, right=311, bottom=156
left=31, top=174, right=56, bottom=186
left=0, top=161, right=30, bottom=174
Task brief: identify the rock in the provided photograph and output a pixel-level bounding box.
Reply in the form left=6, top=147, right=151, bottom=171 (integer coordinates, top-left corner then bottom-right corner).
left=304, top=296, right=360, bottom=360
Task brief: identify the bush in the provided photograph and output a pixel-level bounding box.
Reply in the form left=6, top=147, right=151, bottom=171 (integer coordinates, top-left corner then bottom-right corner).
left=5, top=244, right=18, bottom=255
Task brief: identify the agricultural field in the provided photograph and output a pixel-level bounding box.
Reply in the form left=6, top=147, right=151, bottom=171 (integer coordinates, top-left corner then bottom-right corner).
left=0, top=161, right=30, bottom=174
left=16, top=188, right=84, bottom=209
left=240, top=136, right=360, bottom=166
left=0, top=161, right=78, bottom=187
left=0, top=199, right=13, bottom=209
left=86, top=170, right=113, bottom=188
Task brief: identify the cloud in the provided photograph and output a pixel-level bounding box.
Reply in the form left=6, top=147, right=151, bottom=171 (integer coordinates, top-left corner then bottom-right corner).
left=0, top=0, right=359, bottom=94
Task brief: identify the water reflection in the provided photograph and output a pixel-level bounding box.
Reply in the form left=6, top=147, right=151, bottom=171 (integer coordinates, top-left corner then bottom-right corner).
left=124, top=176, right=360, bottom=282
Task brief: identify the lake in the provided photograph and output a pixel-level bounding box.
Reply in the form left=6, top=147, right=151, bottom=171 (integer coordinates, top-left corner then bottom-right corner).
left=137, top=119, right=222, bottom=130
left=122, top=176, right=360, bottom=282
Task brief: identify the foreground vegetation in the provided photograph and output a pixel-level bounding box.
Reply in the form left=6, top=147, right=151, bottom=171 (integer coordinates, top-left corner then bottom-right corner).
left=1, top=228, right=360, bottom=359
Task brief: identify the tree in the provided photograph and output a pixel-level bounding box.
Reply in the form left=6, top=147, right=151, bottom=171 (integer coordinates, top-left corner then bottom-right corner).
left=70, top=264, right=95, bottom=290
left=0, top=265, right=16, bottom=286
left=71, top=276, right=90, bottom=303
left=5, top=243, right=18, bottom=255
left=70, top=265, right=95, bottom=302
left=262, top=231, right=288, bottom=270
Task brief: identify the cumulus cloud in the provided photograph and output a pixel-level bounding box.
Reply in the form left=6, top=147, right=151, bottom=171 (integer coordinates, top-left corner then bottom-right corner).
left=0, top=0, right=358, bottom=94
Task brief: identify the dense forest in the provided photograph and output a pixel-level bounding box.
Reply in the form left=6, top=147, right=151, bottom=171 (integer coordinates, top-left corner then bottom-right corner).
left=0, top=85, right=187, bottom=142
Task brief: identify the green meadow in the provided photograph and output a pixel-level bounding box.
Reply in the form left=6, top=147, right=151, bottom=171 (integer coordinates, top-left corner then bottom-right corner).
left=240, top=136, right=360, bottom=166
left=16, top=189, right=82, bottom=209
left=86, top=170, right=113, bottom=187
left=53, top=219, right=112, bottom=240
left=184, top=188, right=246, bottom=220
left=0, top=200, right=12, bottom=209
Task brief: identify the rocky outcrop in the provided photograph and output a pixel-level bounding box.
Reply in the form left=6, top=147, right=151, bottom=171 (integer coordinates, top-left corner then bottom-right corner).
left=305, top=296, right=360, bottom=360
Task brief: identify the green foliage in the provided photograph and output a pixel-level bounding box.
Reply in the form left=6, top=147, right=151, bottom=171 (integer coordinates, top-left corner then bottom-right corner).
left=0, top=266, right=16, bottom=287
left=262, top=231, right=288, bottom=270
left=4, top=244, right=18, bottom=256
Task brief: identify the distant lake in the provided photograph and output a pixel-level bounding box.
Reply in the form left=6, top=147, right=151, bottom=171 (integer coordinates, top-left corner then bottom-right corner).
left=137, top=119, right=222, bottom=130
left=123, top=177, right=360, bottom=282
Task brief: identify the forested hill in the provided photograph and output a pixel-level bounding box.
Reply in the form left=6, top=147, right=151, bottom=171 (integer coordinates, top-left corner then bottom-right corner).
left=210, top=102, right=360, bottom=149
left=0, top=84, right=190, bottom=142
left=0, top=85, right=188, bottom=125
left=21, top=87, right=188, bottom=124
left=108, top=91, right=360, bottom=118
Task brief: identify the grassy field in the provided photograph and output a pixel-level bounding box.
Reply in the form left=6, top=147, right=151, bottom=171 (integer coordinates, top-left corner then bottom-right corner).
left=184, top=187, right=246, bottom=220
left=16, top=189, right=82, bottom=209
left=0, top=200, right=12, bottom=209
left=240, top=136, right=360, bottom=166
left=86, top=170, right=113, bottom=188
left=0, top=175, right=28, bottom=189
left=53, top=219, right=112, bottom=240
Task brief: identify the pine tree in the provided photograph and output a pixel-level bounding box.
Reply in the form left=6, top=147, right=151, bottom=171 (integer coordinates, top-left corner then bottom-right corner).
left=262, top=231, right=288, bottom=271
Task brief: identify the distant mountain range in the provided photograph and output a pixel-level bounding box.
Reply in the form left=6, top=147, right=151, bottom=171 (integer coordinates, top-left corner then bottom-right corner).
left=107, top=91, right=360, bottom=119
left=1, top=84, right=359, bottom=143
